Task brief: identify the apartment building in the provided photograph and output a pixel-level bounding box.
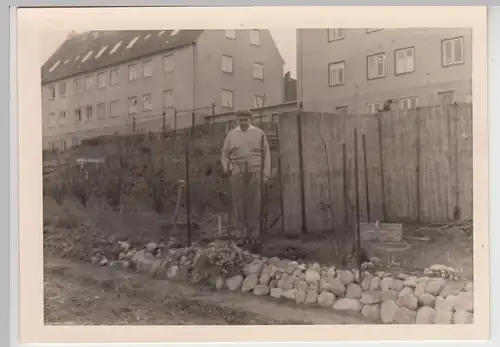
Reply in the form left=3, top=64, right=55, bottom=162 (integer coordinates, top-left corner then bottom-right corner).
left=41, top=29, right=285, bottom=150
left=297, top=28, right=472, bottom=114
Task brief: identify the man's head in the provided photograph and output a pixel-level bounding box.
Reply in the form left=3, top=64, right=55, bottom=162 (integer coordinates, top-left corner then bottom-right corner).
left=236, top=110, right=252, bottom=131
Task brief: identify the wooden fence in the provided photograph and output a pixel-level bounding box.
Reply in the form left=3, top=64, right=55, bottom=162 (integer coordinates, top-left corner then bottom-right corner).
left=278, top=104, right=473, bottom=234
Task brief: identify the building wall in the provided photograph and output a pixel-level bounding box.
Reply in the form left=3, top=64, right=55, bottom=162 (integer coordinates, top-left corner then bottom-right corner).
left=195, top=30, right=285, bottom=113
left=42, top=30, right=285, bottom=150
left=298, top=28, right=473, bottom=114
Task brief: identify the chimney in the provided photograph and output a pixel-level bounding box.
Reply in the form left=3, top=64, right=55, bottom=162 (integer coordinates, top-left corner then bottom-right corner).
left=67, top=31, right=78, bottom=40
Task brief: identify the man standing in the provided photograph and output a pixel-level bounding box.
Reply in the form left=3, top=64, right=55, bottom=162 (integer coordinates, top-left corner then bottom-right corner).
left=221, top=110, right=271, bottom=246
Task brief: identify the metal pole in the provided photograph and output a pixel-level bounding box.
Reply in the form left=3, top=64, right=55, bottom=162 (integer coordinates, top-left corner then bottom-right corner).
left=212, top=102, right=216, bottom=132
left=377, top=116, right=386, bottom=221
left=342, top=143, right=348, bottom=227
left=362, top=133, right=371, bottom=223
left=297, top=111, right=307, bottom=235
left=161, top=110, right=166, bottom=140
left=184, top=133, right=192, bottom=246
left=276, top=122, right=285, bottom=235
left=259, top=133, right=266, bottom=255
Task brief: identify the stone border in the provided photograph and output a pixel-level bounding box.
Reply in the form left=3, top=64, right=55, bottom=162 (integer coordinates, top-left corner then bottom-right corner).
left=95, top=241, right=473, bottom=325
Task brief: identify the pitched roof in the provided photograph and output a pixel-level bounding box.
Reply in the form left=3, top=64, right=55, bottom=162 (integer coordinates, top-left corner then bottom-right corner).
left=41, top=30, right=203, bottom=85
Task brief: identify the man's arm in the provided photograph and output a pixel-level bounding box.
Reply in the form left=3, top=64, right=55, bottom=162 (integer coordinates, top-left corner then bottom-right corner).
left=220, top=132, right=233, bottom=174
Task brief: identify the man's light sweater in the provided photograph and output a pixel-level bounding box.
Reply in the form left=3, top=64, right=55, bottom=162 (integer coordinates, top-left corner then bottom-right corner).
left=221, top=124, right=271, bottom=177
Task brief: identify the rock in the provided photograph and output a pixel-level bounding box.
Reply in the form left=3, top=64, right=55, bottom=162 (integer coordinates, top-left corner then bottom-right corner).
left=318, top=291, right=335, bottom=307
left=333, top=298, right=362, bottom=312
left=305, top=269, right=321, bottom=284
left=362, top=304, right=381, bottom=320
left=270, top=279, right=278, bottom=288
left=275, top=272, right=283, bottom=281
left=337, top=270, right=354, bottom=285
left=418, top=293, right=436, bottom=307
left=393, top=279, right=405, bottom=292
left=425, top=278, right=447, bottom=296
left=298, top=274, right=305, bottom=281
left=241, top=274, right=259, bottom=292
left=149, top=259, right=164, bottom=275
left=279, top=274, right=298, bottom=291
left=244, top=260, right=265, bottom=276
left=298, top=263, right=308, bottom=271
left=146, top=242, right=157, bottom=253
left=361, top=273, right=374, bottom=291
left=418, top=276, right=431, bottom=283
left=276, top=259, right=291, bottom=271
left=397, top=293, right=418, bottom=310
left=99, top=257, right=109, bottom=267
left=305, top=289, right=318, bottom=304
left=268, top=257, right=280, bottom=265
left=309, top=282, right=319, bottom=290
left=166, top=265, right=179, bottom=280
left=253, top=284, right=270, bottom=296
left=439, top=281, right=465, bottom=298
left=380, top=277, right=394, bottom=292
left=292, top=269, right=303, bottom=277
left=370, top=277, right=382, bottom=291
left=326, top=277, right=346, bottom=297
left=433, top=310, right=454, bottom=324
left=319, top=279, right=331, bottom=292
left=282, top=289, right=296, bottom=300
left=395, top=307, right=417, bottom=324
left=398, top=287, right=414, bottom=298
left=270, top=288, right=283, bottom=299
left=361, top=291, right=380, bottom=305
left=259, top=273, right=271, bottom=286
left=226, top=275, right=244, bottom=291
left=286, top=261, right=299, bottom=274
left=465, top=281, right=473, bottom=292
left=326, top=267, right=336, bottom=277
left=454, top=310, right=473, bottom=324
left=295, top=289, right=306, bottom=304
left=415, top=307, right=436, bottom=324
left=454, top=292, right=473, bottom=313
left=435, top=295, right=456, bottom=312
left=346, top=283, right=362, bottom=299
left=414, top=282, right=427, bottom=297
left=119, top=241, right=131, bottom=252
left=380, top=300, right=399, bottom=324
left=215, top=276, right=225, bottom=290
left=380, top=290, right=398, bottom=302
left=403, top=276, right=418, bottom=288
left=397, top=273, right=409, bottom=280
left=295, top=280, right=308, bottom=292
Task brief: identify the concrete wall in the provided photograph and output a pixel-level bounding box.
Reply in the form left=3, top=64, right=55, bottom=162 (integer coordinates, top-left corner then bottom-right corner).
left=298, top=28, right=473, bottom=114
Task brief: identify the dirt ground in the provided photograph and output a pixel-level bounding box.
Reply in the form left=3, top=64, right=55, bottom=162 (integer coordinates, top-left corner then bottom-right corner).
left=44, top=257, right=371, bottom=325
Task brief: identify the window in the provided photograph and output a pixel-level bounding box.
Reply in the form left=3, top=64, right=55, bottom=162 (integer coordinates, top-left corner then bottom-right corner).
left=328, top=62, right=345, bottom=86
left=97, top=72, right=107, bottom=88
left=49, top=142, right=55, bottom=150
left=253, top=95, right=264, bottom=108
left=97, top=103, right=106, bottom=119
left=86, top=105, right=93, bottom=121
left=367, top=53, right=386, bottom=80
left=59, top=111, right=66, bottom=125
left=250, top=30, right=260, bottom=46
left=49, top=60, right=61, bottom=72
left=73, top=78, right=82, bottom=93
left=163, top=90, right=174, bottom=108
left=48, top=112, right=56, bottom=127
left=253, top=63, right=264, bottom=80
left=395, top=47, right=415, bottom=75
left=335, top=106, right=348, bottom=115
left=143, top=94, right=152, bottom=111
left=163, top=55, right=174, bottom=73
left=59, top=82, right=66, bottom=98
left=222, top=90, right=233, bottom=108
left=400, top=97, right=418, bottom=110
left=82, top=50, right=93, bottom=63
left=221, top=55, right=233, bottom=74
left=366, top=102, right=383, bottom=115
left=48, top=85, right=56, bottom=100
left=327, top=29, right=344, bottom=42
left=110, top=68, right=119, bottom=85
left=60, top=140, right=67, bottom=151
left=442, top=37, right=464, bottom=67
left=95, top=45, right=108, bottom=59
left=72, top=137, right=79, bottom=146
left=128, top=97, right=138, bottom=114
left=126, top=36, right=140, bottom=49
left=85, top=75, right=95, bottom=90
left=75, top=108, right=82, bottom=123
left=109, top=41, right=123, bottom=55
left=109, top=100, right=119, bottom=118
left=143, top=59, right=153, bottom=78
left=438, top=91, right=454, bottom=105
left=225, top=30, right=236, bottom=39
left=366, top=28, right=383, bottom=33
left=128, top=64, right=140, bottom=81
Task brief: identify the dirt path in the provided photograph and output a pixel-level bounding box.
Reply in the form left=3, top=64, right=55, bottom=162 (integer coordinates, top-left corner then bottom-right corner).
left=44, top=257, right=373, bottom=326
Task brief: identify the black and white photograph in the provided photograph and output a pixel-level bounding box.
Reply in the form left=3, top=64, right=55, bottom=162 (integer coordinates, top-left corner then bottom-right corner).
left=17, top=5, right=488, bottom=343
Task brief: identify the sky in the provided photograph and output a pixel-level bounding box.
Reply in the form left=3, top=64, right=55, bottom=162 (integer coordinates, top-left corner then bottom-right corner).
left=41, top=29, right=297, bottom=78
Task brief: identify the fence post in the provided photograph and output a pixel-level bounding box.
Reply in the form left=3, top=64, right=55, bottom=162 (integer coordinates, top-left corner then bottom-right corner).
left=342, top=143, right=348, bottom=227
left=191, top=111, right=195, bottom=139
left=377, top=115, right=386, bottom=221
left=276, top=122, right=285, bottom=235
left=184, top=132, right=192, bottom=246
left=296, top=111, right=307, bottom=235
left=353, top=129, right=363, bottom=282
left=415, top=109, right=421, bottom=224
left=161, top=110, right=166, bottom=140
left=362, top=133, right=371, bottom=223
left=211, top=103, right=216, bottom=133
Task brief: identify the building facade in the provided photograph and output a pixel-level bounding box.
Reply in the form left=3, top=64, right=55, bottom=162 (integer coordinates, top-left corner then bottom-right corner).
left=41, top=29, right=285, bottom=150
left=297, top=28, right=472, bottom=114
